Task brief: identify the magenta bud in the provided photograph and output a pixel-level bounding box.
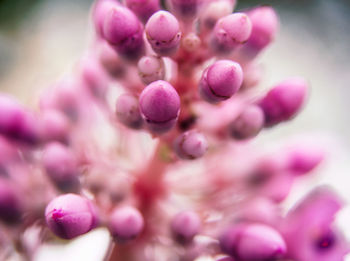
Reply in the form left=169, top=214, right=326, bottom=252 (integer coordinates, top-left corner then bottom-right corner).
left=0, top=94, right=40, bottom=144
left=80, top=58, right=108, bottom=100
left=42, top=142, right=80, bottom=192
left=108, top=206, right=144, bottom=242
left=145, top=11, right=181, bottom=55
left=139, top=80, right=180, bottom=133
left=137, top=56, right=165, bottom=85
left=236, top=224, right=287, bottom=261
left=45, top=194, right=98, bottom=239
left=0, top=178, right=23, bottom=224
left=199, top=60, right=243, bottom=103
left=98, top=42, right=125, bottom=78
left=115, top=94, right=143, bottom=129
left=169, top=0, right=199, bottom=20
left=243, top=6, right=279, bottom=59
left=215, top=257, right=236, bottom=261
left=259, top=78, right=308, bottom=127
left=228, top=105, right=265, bottom=140
left=125, top=0, right=160, bottom=23
left=173, top=130, right=208, bottom=160
left=200, top=0, right=235, bottom=31
left=171, top=211, right=201, bottom=245
left=102, top=4, right=144, bottom=60
left=40, top=109, right=70, bottom=143
left=93, top=0, right=119, bottom=37
left=286, top=145, right=324, bottom=175
left=212, top=13, right=252, bottom=52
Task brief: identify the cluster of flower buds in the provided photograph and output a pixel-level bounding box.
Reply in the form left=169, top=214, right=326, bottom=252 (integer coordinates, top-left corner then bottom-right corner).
left=0, top=0, right=348, bottom=260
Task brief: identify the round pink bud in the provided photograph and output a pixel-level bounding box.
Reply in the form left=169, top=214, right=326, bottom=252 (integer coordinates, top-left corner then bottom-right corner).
left=0, top=94, right=40, bottom=144
left=45, top=194, right=98, bottom=239
left=137, top=56, right=165, bottom=85
left=228, top=105, right=265, bottom=140
left=93, top=0, right=120, bottom=37
left=103, top=4, right=144, bottom=60
left=212, top=13, right=252, bottom=52
left=173, top=130, right=208, bottom=160
left=108, top=206, right=144, bottom=242
left=139, top=80, right=180, bottom=133
left=40, top=109, right=70, bottom=144
left=244, top=6, right=279, bottom=59
left=0, top=178, right=23, bottom=225
left=145, top=11, right=181, bottom=55
left=236, top=224, right=287, bottom=261
left=182, top=33, right=201, bottom=52
left=259, top=78, right=308, bottom=127
left=42, top=142, right=80, bottom=192
left=171, top=211, right=201, bottom=245
left=115, top=94, right=143, bottom=129
left=125, top=0, right=160, bottom=23
left=199, top=60, right=243, bottom=103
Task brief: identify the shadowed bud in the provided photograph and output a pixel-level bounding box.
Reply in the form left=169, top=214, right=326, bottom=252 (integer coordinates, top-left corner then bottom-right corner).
left=169, top=0, right=200, bottom=20
left=145, top=11, right=181, bottom=55
left=200, top=0, right=236, bottom=31
left=228, top=105, right=265, bottom=140
left=173, top=130, right=208, bottom=160
left=0, top=178, right=23, bottom=225
left=125, top=0, right=160, bottom=23
left=171, top=211, right=201, bottom=245
left=0, top=94, right=40, bottom=144
left=138, top=56, right=165, bottom=85
left=98, top=42, right=125, bottom=78
left=45, top=194, right=98, bottom=239
left=212, top=13, right=252, bottom=52
left=199, top=60, right=243, bottom=103
left=103, top=4, right=144, bottom=60
left=42, top=142, right=80, bottom=192
left=116, top=94, right=143, bottom=129
left=40, top=109, right=70, bottom=144
left=182, top=33, right=201, bottom=52
left=108, top=206, right=144, bottom=242
left=259, top=78, right=308, bottom=127
left=139, top=80, right=180, bottom=134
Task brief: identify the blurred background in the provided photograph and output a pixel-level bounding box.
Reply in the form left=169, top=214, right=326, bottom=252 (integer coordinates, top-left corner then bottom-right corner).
left=0, top=0, right=349, bottom=260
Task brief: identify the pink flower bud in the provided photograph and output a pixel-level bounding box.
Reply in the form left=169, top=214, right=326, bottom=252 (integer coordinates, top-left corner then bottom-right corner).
left=212, top=13, right=252, bottom=52
left=108, top=206, right=144, bottom=242
left=243, top=6, right=279, bottom=59
left=286, top=144, right=324, bottom=175
left=40, top=109, right=70, bottom=144
left=169, top=0, right=199, bottom=20
left=103, top=4, right=144, bottom=60
left=171, top=211, right=201, bottom=244
left=42, top=142, right=80, bottom=192
left=45, top=194, right=98, bottom=239
left=228, top=105, right=265, bottom=140
left=200, top=0, right=236, bottom=31
left=199, top=60, right=243, bottom=103
left=0, top=178, right=23, bottom=224
left=259, top=78, right=308, bottom=127
left=115, top=94, right=143, bottom=129
left=182, top=33, right=201, bottom=52
left=79, top=58, right=108, bottom=100
left=98, top=42, right=125, bottom=78
left=125, top=0, right=160, bottom=23
left=137, top=56, right=165, bottom=85
left=0, top=94, right=40, bottom=144
left=139, top=80, right=180, bottom=133
left=93, top=0, right=119, bottom=37
left=145, top=11, right=181, bottom=55
left=173, top=130, right=208, bottom=160
left=236, top=224, right=286, bottom=261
